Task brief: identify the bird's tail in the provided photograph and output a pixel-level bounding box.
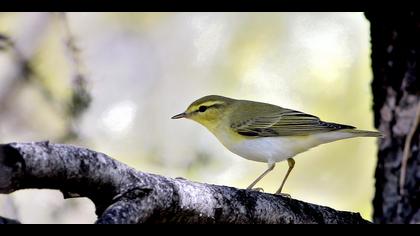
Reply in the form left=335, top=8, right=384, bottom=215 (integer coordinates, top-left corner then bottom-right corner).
left=343, top=129, right=383, bottom=138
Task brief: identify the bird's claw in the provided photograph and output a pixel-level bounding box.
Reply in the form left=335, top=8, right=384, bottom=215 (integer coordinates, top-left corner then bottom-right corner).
left=251, top=187, right=264, bottom=192
left=275, top=192, right=291, bottom=198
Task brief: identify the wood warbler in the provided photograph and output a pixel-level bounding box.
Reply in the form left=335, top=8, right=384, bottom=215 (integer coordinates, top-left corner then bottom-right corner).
left=171, top=95, right=382, bottom=195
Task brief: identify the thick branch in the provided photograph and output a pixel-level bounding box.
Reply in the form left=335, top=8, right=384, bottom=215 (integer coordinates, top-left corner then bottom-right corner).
left=0, top=141, right=370, bottom=224
left=0, top=216, right=21, bottom=224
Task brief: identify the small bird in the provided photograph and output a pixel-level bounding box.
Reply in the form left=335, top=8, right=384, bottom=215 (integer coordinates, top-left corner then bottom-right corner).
left=172, top=95, right=382, bottom=195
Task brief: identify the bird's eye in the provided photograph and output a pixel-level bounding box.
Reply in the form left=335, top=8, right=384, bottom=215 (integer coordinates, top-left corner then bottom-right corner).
left=198, top=106, right=207, bottom=112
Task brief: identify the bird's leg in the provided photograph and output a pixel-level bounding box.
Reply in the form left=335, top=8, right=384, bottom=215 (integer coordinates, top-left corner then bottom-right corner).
left=275, top=158, right=295, bottom=195
left=246, top=163, right=275, bottom=191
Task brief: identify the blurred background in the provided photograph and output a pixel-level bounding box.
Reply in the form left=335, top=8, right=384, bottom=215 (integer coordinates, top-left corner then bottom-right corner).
left=0, top=12, right=378, bottom=223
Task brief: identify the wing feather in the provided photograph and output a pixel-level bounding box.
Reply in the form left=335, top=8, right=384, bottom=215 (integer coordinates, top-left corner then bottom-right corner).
left=231, top=107, right=354, bottom=137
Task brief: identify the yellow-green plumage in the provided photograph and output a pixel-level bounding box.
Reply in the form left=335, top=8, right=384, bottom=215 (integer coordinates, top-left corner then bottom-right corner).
left=172, top=95, right=382, bottom=194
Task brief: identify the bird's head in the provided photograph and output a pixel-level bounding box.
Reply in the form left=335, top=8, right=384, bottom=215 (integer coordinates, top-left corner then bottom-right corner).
left=171, top=95, right=235, bottom=130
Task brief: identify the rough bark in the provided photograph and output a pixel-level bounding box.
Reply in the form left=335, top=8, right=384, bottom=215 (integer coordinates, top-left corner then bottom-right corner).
left=366, top=12, right=420, bottom=224
left=0, top=216, right=20, bottom=224
left=0, top=141, right=370, bottom=224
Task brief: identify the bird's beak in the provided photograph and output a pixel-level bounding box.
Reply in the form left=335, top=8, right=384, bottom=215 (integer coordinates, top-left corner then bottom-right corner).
left=171, top=112, right=187, bottom=119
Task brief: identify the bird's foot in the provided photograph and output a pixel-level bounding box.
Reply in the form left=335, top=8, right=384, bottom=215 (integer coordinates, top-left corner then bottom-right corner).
left=275, top=192, right=291, bottom=198
left=249, top=187, right=264, bottom=192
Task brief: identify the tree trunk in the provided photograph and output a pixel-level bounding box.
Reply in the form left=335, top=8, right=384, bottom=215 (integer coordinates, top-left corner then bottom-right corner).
left=366, top=12, right=420, bottom=224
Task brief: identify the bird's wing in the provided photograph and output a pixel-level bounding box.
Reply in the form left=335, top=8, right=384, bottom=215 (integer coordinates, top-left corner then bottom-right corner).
left=231, top=108, right=355, bottom=137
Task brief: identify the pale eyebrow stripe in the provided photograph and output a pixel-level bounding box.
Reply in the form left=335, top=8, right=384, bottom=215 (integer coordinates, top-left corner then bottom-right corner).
left=193, top=102, right=224, bottom=112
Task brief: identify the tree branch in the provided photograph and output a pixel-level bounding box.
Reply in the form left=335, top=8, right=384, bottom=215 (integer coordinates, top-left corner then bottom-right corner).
left=0, top=141, right=370, bottom=224
left=0, top=216, right=20, bottom=224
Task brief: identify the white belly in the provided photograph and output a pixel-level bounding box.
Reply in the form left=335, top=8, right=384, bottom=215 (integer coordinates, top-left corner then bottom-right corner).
left=227, top=137, right=302, bottom=163
left=217, top=131, right=356, bottom=164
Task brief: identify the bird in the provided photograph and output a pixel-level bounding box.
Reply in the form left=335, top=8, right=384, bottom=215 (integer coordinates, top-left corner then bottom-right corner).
left=171, top=95, right=382, bottom=195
